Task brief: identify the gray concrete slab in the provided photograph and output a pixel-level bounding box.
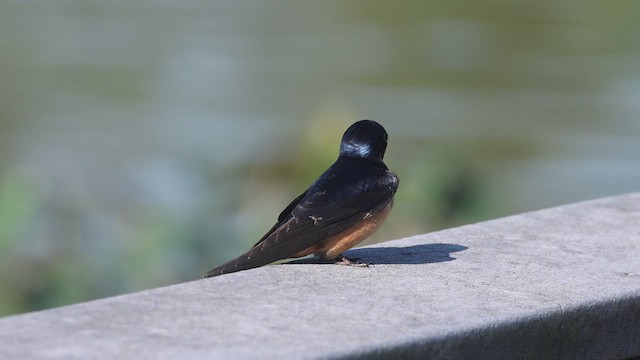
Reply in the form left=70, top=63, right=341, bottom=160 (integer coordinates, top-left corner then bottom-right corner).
left=1, top=193, right=639, bottom=359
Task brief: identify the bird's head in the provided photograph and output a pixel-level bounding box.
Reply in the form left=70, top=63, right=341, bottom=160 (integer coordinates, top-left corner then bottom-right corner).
left=339, top=120, right=389, bottom=160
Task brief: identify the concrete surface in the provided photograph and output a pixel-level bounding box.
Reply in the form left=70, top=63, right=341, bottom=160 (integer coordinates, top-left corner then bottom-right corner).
left=1, top=193, right=639, bottom=359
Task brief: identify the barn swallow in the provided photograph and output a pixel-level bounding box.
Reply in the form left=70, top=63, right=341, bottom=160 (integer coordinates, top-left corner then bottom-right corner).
left=204, top=120, right=399, bottom=277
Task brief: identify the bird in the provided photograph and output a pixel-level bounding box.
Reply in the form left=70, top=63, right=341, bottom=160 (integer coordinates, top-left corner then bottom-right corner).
left=204, top=120, right=399, bottom=277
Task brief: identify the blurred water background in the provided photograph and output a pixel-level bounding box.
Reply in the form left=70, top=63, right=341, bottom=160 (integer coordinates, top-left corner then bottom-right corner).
left=1, top=1, right=639, bottom=316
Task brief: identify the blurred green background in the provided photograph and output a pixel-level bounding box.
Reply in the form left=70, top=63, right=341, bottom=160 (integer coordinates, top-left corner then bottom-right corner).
left=1, top=1, right=639, bottom=316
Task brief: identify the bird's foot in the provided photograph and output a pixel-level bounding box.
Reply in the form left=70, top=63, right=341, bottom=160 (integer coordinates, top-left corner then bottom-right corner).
left=332, top=256, right=369, bottom=268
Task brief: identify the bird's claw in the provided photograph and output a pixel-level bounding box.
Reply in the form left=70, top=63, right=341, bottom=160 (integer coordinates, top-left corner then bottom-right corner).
left=333, top=256, right=369, bottom=268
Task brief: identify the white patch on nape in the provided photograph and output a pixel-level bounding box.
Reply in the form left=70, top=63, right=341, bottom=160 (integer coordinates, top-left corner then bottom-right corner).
left=344, top=142, right=372, bottom=157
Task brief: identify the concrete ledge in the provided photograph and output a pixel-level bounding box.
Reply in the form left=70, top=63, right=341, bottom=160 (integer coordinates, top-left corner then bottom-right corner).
left=1, top=193, right=640, bottom=359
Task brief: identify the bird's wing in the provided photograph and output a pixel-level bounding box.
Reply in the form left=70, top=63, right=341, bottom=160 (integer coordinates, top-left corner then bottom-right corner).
left=204, top=171, right=398, bottom=277
left=251, top=190, right=307, bottom=247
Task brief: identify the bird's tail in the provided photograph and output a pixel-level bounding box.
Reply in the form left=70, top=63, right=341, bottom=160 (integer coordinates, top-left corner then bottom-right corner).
left=203, top=245, right=284, bottom=278
left=203, top=264, right=236, bottom=278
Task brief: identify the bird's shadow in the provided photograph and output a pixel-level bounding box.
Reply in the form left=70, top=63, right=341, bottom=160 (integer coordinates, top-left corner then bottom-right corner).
left=285, top=243, right=468, bottom=265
